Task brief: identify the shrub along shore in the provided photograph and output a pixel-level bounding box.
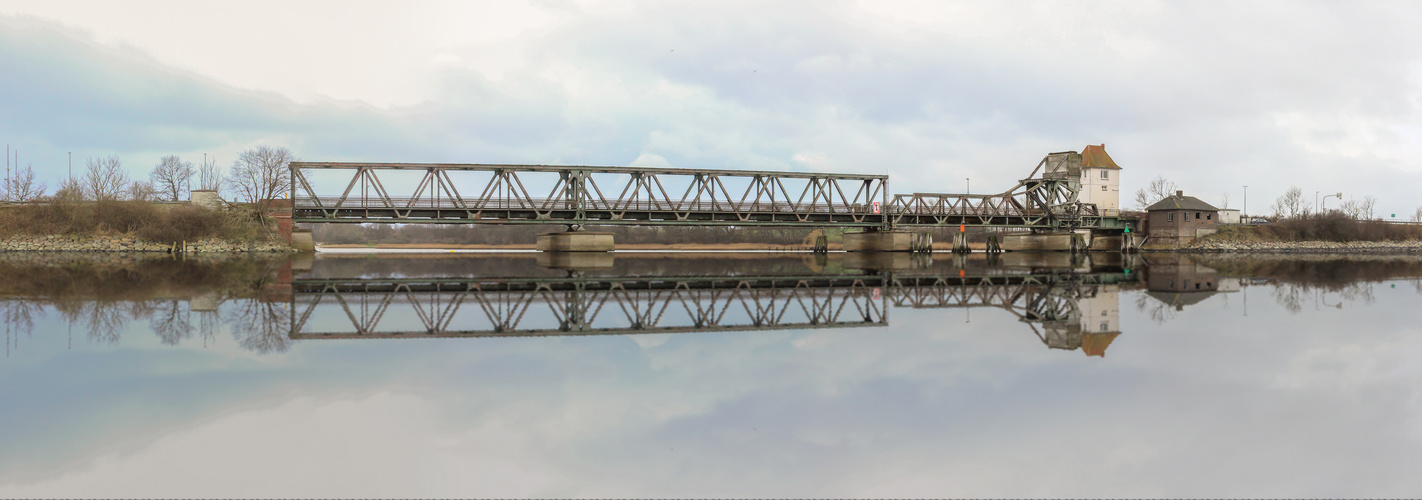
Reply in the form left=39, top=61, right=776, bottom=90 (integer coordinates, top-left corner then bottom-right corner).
left=1181, top=213, right=1422, bottom=254
left=0, top=200, right=293, bottom=253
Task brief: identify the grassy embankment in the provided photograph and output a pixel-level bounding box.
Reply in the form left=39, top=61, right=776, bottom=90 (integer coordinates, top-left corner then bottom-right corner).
left=0, top=199, right=271, bottom=245
left=1196, top=213, right=1422, bottom=245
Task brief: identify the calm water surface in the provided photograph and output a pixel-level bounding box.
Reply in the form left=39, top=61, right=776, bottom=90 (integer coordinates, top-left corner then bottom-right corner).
left=2, top=251, right=1421, bottom=498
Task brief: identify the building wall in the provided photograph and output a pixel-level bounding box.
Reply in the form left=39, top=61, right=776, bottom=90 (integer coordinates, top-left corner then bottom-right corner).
left=1147, top=208, right=1218, bottom=240
left=1081, top=167, right=1120, bottom=215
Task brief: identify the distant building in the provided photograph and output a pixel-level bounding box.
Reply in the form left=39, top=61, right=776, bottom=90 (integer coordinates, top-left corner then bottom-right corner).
left=1146, top=191, right=1219, bottom=247
left=1218, top=208, right=1241, bottom=224
left=1079, top=144, right=1121, bottom=216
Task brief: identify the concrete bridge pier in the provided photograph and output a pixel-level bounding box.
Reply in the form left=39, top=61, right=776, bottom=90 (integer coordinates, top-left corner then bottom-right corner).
left=842, top=230, right=913, bottom=252
left=1002, top=232, right=1073, bottom=252
left=536, top=227, right=615, bottom=252
left=291, top=229, right=316, bottom=252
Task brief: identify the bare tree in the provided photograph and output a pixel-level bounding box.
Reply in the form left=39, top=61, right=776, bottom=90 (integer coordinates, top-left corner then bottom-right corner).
left=198, top=155, right=223, bottom=191
left=149, top=155, right=194, bottom=201
left=227, top=146, right=295, bottom=204
left=1337, top=199, right=1357, bottom=218
left=1219, top=191, right=1231, bottom=209
left=1271, top=186, right=1307, bottom=219
left=1335, top=196, right=1377, bottom=220
left=1132, top=175, right=1178, bottom=210
left=84, top=155, right=129, bottom=201
left=2, top=164, right=46, bottom=202
left=127, top=180, right=157, bottom=202
left=53, top=176, right=84, bottom=201
left=1411, top=206, right=1422, bottom=223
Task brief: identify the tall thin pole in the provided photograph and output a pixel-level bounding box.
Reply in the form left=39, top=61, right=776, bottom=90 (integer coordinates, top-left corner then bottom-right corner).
left=1243, top=185, right=1247, bottom=220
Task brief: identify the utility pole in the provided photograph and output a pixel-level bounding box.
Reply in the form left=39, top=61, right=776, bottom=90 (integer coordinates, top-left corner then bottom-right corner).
left=1243, top=185, right=1247, bottom=220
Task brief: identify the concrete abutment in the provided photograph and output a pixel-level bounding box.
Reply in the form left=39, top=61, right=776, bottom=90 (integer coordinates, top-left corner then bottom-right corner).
left=536, top=231, right=615, bottom=252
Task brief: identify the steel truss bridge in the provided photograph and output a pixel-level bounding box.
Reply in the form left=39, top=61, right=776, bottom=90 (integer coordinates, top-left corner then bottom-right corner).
left=289, top=152, right=1134, bottom=231
left=287, top=270, right=1132, bottom=342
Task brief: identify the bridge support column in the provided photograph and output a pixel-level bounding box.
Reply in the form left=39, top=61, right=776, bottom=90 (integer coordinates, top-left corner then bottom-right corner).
left=985, top=233, right=1003, bottom=254
left=842, top=230, right=913, bottom=252
left=1001, top=233, right=1074, bottom=252
left=291, top=228, right=316, bottom=252
left=951, top=232, right=971, bottom=253
left=1088, top=233, right=1124, bottom=252
left=537, top=230, right=614, bottom=252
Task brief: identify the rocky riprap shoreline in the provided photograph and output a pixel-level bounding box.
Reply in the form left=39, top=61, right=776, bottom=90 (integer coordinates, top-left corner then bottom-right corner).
left=1184, top=239, right=1422, bottom=253
left=0, top=235, right=295, bottom=253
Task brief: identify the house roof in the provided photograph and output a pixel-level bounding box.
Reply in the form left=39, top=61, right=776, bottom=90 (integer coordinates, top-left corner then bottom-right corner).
left=1080, top=332, right=1120, bottom=357
left=1147, top=194, right=1218, bottom=211
left=1081, top=144, right=1121, bottom=170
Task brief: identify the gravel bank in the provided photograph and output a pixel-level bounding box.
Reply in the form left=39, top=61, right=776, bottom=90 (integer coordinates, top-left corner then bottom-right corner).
left=1181, top=239, right=1422, bottom=254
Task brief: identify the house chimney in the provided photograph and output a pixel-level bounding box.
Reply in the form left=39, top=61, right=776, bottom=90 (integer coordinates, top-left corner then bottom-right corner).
left=1176, top=190, right=1183, bottom=198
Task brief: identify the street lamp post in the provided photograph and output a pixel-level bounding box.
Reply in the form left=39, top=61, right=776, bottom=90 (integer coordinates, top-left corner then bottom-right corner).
left=1243, top=185, right=1248, bottom=221
left=966, top=178, right=970, bottom=194
left=1322, top=192, right=1341, bottom=212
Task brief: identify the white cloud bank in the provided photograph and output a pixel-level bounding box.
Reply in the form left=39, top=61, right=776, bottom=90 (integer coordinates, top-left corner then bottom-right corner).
left=1, top=1, right=1421, bottom=213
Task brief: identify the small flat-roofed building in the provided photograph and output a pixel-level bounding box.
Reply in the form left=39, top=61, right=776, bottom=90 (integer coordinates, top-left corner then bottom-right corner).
left=1146, top=191, right=1219, bottom=248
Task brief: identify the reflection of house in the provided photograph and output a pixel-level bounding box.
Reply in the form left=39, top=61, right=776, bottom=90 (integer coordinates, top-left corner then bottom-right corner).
left=1146, top=191, right=1219, bottom=248
left=1079, top=144, right=1122, bottom=215
left=1144, top=256, right=1227, bottom=310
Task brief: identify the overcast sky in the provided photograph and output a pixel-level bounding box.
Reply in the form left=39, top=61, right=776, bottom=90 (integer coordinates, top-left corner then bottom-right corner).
left=2, top=1, right=1421, bottom=216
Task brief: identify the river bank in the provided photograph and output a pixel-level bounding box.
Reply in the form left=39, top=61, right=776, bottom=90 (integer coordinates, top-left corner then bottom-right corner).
left=1177, top=239, right=1422, bottom=254
left=0, top=234, right=294, bottom=253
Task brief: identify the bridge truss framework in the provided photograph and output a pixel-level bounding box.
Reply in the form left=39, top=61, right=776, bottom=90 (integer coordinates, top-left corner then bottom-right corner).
left=289, top=154, right=1135, bottom=231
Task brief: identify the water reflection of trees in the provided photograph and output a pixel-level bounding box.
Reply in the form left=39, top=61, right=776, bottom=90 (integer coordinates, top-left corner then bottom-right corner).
left=150, top=300, right=193, bottom=345
left=41, top=297, right=291, bottom=353
left=1133, top=293, right=1179, bottom=324
left=0, top=253, right=293, bottom=354
left=224, top=300, right=291, bottom=354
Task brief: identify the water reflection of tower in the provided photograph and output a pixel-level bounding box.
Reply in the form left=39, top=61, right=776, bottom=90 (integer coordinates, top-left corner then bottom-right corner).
left=1032, top=285, right=1123, bottom=357
left=1078, top=285, right=1121, bottom=357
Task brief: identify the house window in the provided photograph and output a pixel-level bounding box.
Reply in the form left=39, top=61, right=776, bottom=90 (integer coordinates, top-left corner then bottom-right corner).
left=1100, top=170, right=1109, bottom=180
left=1100, top=322, right=1109, bottom=331
left=1207, top=214, right=1212, bottom=221
left=1168, top=213, right=1174, bottom=222
left=1195, top=212, right=1201, bottom=220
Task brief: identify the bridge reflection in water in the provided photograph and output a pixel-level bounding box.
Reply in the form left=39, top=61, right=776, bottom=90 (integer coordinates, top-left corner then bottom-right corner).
left=289, top=254, right=1139, bottom=356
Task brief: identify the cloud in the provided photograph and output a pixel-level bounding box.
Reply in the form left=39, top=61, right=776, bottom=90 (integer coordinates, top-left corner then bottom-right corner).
left=4, top=2, right=1422, bottom=213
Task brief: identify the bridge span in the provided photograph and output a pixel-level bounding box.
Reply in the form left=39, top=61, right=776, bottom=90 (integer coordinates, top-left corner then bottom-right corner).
left=288, top=150, right=1139, bottom=251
